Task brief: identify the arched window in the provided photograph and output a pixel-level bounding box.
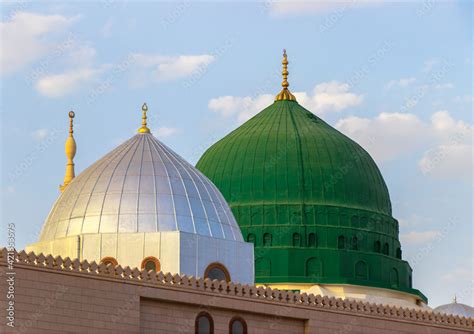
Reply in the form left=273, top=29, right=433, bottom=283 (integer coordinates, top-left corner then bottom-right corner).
left=100, top=257, right=118, bottom=267
left=396, top=247, right=402, bottom=259
left=409, top=275, right=412, bottom=288
left=351, top=236, right=358, bottom=250
left=141, top=256, right=160, bottom=272
left=383, top=243, right=389, bottom=255
left=308, top=233, right=317, bottom=247
left=306, top=257, right=323, bottom=277
left=355, top=261, right=368, bottom=280
left=247, top=233, right=256, bottom=245
left=292, top=233, right=301, bottom=247
left=195, top=311, right=214, bottom=334
left=204, top=262, right=231, bottom=282
left=338, top=235, right=345, bottom=249
left=263, top=233, right=272, bottom=247
left=390, top=268, right=399, bottom=288
left=229, top=316, right=247, bottom=334
left=374, top=241, right=381, bottom=253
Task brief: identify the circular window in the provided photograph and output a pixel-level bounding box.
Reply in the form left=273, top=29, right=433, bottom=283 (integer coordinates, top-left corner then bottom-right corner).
left=100, top=257, right=118, bottom=267
left=141, top=256, right=161, bottom=272
left=204, top=262, right=231, bottom=282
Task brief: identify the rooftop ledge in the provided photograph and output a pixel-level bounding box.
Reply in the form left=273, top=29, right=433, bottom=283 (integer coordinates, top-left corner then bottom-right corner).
left=1, top=248, right=472, bottom=330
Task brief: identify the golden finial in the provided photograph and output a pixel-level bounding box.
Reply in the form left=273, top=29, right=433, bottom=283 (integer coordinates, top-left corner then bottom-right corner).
left=453, top=295, right=457, bottom=303
left=138, top=102, right=150, bottom=133
left=60, top=111, right=77, bottom=192
left=275, top=49, right=297, bottom=102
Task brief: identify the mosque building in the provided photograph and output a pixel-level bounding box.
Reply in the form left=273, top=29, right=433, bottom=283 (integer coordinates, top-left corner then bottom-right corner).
left=1, top=51, right=472, bottom=334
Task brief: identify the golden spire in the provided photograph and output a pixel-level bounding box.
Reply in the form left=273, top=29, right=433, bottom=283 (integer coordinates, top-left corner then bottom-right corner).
left=275, top=49, right=297, bottom=102
left=138, top=102, right=150, bottom=133
left=60, top=111, right=77, bottom=192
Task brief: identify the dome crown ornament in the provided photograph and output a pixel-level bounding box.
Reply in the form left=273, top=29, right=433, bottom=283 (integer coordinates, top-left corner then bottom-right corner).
left=60, top=111, right=76, bottom=192
left=138, top=102, right=151, bottom=133
left=275, top=49, right=297, bottom=102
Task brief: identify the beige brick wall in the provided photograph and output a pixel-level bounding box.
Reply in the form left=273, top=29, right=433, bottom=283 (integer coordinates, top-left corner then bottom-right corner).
left=0, top=254, right=471, bottom=334
left=140, top=298, right=305, bottom=334
left=0, top=265, right=140, bottom=333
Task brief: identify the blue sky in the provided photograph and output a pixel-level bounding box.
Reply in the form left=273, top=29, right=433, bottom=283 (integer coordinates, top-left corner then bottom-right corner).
left=0, top=1, right=472, bottom=308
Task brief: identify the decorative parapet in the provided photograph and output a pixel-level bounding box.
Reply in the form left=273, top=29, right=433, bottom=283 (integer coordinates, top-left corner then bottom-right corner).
left=1, top=248, right=472, bottom=330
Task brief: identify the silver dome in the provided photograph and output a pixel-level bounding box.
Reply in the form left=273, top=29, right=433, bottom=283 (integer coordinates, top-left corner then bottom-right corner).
left=39, top=133, right=243, bottom=242
left=433, top=301, right=474, bottom=318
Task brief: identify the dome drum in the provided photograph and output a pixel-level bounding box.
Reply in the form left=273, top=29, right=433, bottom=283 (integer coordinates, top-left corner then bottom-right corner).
left=252, top=248, right=424, bottom=297
left=26, top=231, right=254, bottom=284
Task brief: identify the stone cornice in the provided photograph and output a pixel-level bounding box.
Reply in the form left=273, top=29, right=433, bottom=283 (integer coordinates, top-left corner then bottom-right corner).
left=1, top=249, right=472, bottom=330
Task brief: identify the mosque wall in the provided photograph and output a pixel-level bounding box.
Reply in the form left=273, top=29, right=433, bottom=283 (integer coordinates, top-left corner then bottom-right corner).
left=140, top=298, right=305, bottom=333
left=0, top=249, right=471, bottom=334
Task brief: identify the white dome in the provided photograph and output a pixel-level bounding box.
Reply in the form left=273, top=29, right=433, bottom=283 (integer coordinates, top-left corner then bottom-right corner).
left=433, top=301, right=474, bottom=318
left=39, top=133, right=243, bottom=242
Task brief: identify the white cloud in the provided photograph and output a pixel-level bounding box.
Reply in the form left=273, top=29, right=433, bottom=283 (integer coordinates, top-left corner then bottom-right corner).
left=31, top=128, right=49, bottom=141
left=0, top=12, right=76, bottom=75
left=336, top=112, right=430, bottom=162
left=155, top=127, right=178, bottom=138
left=36, top=67, right=106, bottom=97
left=336, top=110, right=473, bottom=181
left=419, top=144, right=472, bottom=181
left=29, top=39, right=112, bottom=98
left=429, top=111, right=468, bottom=135
left=385, top=77, right=416, bottom=90
left=398, top=214, right=433, bottom=228
left=208, top=94, right=274, bottom=123
left=209, top=81, right=363, bottom=124
left=295, top=81, right=364, bottom=114
left=418, top=112, right=472, bottom=181
left=33, top=50, right=214, bottom=97
left=400, top=230, right=441, bottom=245
left=267, top=0, right=383, bottom=16
left=131, top=54, right=215, bottom=83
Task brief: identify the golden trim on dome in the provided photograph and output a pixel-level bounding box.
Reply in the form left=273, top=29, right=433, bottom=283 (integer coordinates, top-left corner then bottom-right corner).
left=275, top=49, right=297, bottom=102
left=138, top=102, right=151, bottom=133
left=60, top=111, right=76, bottom=192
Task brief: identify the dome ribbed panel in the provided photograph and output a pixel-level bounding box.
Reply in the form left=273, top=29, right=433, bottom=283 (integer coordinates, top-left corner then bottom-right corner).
left=39, top=133, right=242, bottom=242
left=196, top=101, right=392, bottom=218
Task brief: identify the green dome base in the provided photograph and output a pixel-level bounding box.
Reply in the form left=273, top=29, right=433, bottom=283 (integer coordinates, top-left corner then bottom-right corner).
left=252, top=247, right=426, bottom=303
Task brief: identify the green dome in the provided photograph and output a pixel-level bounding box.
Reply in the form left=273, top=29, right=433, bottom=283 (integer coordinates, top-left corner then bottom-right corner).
left=197, top=99, right=426, bottom=302
left=198, top=100, right=391, bottom=217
